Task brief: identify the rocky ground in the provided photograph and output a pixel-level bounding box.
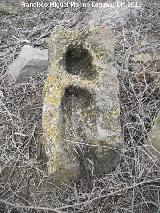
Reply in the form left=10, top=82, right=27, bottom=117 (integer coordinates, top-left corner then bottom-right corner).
left=0, top=0, right=160, bottom=212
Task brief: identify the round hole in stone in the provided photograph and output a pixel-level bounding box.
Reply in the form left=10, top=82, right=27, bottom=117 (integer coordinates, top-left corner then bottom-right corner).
left=60, top=86, right=96, bottom=143
left=65, top=44, right=96, bottom=80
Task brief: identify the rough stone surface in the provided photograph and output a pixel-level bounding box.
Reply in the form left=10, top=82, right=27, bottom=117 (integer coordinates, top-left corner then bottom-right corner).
left=7, top=45, right=48, bottom=81
left=42, top=26, right=122, bottom=182
left=148, top=111, right=160, bottom=155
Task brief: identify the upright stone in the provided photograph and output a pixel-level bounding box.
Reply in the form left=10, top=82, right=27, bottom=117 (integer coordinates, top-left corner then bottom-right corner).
left=42, top=26, right=122, bottom=182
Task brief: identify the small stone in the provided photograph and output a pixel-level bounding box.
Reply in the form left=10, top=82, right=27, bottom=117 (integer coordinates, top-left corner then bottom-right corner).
left=148, top=111, right=160, bottom=155
left=131, top=53, right=152, bottom=64
left=7, top=45, right=48, bottom=82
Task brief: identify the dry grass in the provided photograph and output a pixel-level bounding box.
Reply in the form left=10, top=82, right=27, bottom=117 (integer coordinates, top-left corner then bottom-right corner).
left=0, top=0, right=160, bottom=212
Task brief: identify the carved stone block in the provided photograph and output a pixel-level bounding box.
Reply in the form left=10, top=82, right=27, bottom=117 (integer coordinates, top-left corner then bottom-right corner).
left=42, top=26, right=122, bottom=182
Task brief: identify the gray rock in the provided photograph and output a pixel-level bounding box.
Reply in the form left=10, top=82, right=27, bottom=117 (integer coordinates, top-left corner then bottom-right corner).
left=7, top=45, right=48, bottom=82
left=148, top=111, right=160, bottom=156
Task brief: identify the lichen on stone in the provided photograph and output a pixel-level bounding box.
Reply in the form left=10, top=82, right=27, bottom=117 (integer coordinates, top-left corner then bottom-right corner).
left=42, top=25, right=122, bottom=183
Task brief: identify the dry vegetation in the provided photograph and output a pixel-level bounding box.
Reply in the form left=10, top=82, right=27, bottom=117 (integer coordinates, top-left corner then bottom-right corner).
left=0, top=0, right=160, bottom=212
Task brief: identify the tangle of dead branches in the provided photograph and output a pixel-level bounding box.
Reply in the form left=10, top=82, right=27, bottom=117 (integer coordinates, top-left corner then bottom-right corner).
left=0, top=0, right=160, bottom=212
